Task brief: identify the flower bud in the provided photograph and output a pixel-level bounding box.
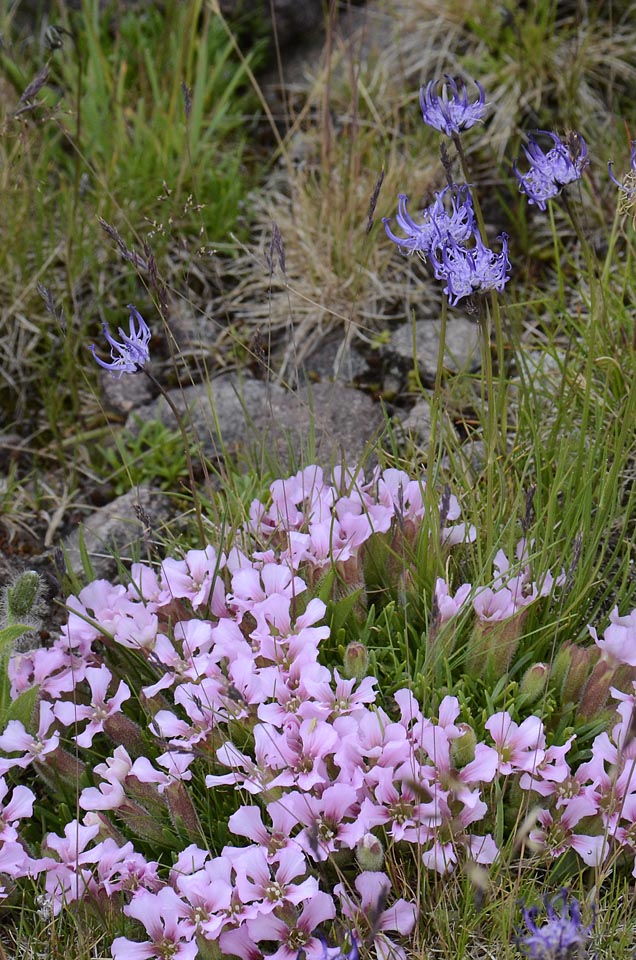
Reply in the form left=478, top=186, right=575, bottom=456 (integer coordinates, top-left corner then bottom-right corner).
left=549, top=644, right=572, bottom=691
left=118, top=798, right=168, bottom=843
left=343, top=641, right=369, bottom=681
left=504, top=779, right=524, bottom=829
left=450, top=723, right=477, bottom=767
left=518, top=662, right=549, bottom=706
left=195, top=935, right=225, bottom=960
left=560, top=645, right=591, bottom=704
left=104, top=713, right=146, bottom=757
left=578, top=660, right=614, bottom=720
left=36, top=748, right=85, bottom=788
left=5, top=571, right=42, bottom=624
left=467, top=612, right=526, bottom=679
left=166, top=781, right=202, bottom=841
left=356, top=832, right=385, bottom=872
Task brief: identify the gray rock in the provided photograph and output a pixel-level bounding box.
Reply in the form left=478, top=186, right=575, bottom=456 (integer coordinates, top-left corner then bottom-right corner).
left=398, top=395, right=457, bottom=450
left=126, top=374, right=384, bottom=470
left=389, top=319, right=481, bottom=384
left=99, top=370, right=154, bottom=416
left=125, top=375, right=287, bottom=461
left=268, top=381, right=384, bottom=468
left=167, top=301, right=219, bottom=365
left=400, top=397, right=434, bottom=444
left=298, top=337, right=368, bottom=385
left=63, top=486, right=173, bottom=580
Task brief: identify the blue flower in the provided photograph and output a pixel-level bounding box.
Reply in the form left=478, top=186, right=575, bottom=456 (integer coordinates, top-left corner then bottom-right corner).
left=419, top=76, right=488, bottom=137
left=383, top=185, right=475, bottom=256
left=90, top=304, right=151, bottom=379
left=516, top=891, right=593, bottom=960
left=514, top=131, right=588, bottom=211
left=313, top=933, right=359, bottom=960
left=430, top=230, right=511, bottom=306
left=608, top=140, right=636, bottom=198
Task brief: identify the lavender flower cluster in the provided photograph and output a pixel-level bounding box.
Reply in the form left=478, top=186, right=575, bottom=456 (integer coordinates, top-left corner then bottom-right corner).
left=383, top=76, right=607, bottom=306
left=383, top=185, right=510, bottom=306
left=1, top=463, right=636, bottom=958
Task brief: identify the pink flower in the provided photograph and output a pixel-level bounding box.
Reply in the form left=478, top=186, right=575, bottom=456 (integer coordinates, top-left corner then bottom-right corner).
left=112, top=887, right=197, bottom=960
left=54, top=665, right=130, bottom=747
left=0, top=701, right=60, bottom=774
left=235, top=845, right=318, bottom=912
left=335, top=871, right=416, bottom=960
left=228, top=803, right=299, bottom=860
left=519, top=738, right=575, bottom=797
left=434, top=578, right=472, bottom=624
left=484, top=711, right=545, bottom=776
left=79, top=745, right=133, bottom=811
left=0, top=778, right=34, bottom=842
left=160, top=545, right=226, bottom=613
left=265, top=719, right=340, bottom=792
left=92, top=839, right=161, bottom=897
left=473, top=586, right=517, bottom=621
left=43, top=819, right=102, bottom=911
left=530, top=795, right=607, bottom=866
left=281, top=783, right=362, bottom=858
left=248, top=890, right=336, bottom=960
left=589, top=606, right=636, bottom=666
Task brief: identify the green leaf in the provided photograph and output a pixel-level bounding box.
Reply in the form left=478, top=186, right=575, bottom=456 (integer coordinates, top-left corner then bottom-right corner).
left=7, top=685, right=39, bottom=730
left=0, top=623, right=31, bottom=653
left=327, top=589, right=364, bottom=637
left=77, top=526, right=96, bottom=582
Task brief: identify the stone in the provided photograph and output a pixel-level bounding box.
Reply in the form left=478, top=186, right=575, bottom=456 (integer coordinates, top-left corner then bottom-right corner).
left=99, top=370, right=154, bottom=416
left=389, top=319, right=481, bottom=384
left=397, top=395, right=457, bottom=452
left=167, top=301, right=219, bottom=365
left=63, top=486, right=173, bottom=580
left=297, top=336, right=368, bottom=385
left=268, top=380, right=384, bottom=468
left=126, top=373, right=384, bottom=471
left=125, top=375, right=287, bottom=461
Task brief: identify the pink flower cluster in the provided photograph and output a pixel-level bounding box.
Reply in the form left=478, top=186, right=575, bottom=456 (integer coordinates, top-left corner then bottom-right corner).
left=247, top=465, right=475, bottom=569
left=1, top=464, right=636, bottom=957
left=435, top=539, right=564, bottom=626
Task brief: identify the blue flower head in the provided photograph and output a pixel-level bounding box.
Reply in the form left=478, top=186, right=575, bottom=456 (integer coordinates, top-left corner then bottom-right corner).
left=90, top=304, right=151, bottom=379
left=419, top=76, right=488, bottom=137
left=516, top=891, right=593, bottom=960
left=298, top=935, right=358, bottom=960
left=383, top=184, right=475, bottom=257
left=430, top=230, right=511, bottom=306
left=514, top=130, right=588, bottom=211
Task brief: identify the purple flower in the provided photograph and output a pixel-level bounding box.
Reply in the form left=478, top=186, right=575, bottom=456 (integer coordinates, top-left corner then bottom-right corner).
left=514, top=131, right=588, bottom=211
left=383, top=185, right=475, bottom=256
left=608, top=141, right=636, bottom=196
left=430, top=231, right=511, bottom=305
left=316, top=933, right=359, bottom=960
left=516, top=891, right=593, bottom=960
left=419, top=76, right=488, bottom=137
left=90, top=303, right=151, bottom=378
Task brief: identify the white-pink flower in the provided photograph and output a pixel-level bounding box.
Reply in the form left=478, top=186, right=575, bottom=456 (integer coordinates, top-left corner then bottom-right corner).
left=484, top=711, right=546, bottom=776
left=54, top=665, right=130, bottom=747
left=335, top=871, right=417, bottom=960
left=589, top=606, right=636, bottom=666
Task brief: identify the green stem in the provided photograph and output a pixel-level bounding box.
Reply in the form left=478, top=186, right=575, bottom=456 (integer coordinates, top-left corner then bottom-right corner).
left=452, top=132, right=507, bottom=503
left=453, top=134, right=508, bottom=454
left=425, top=294, right=448, bottom=493
left=479, top=299, right=497, bottom=559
